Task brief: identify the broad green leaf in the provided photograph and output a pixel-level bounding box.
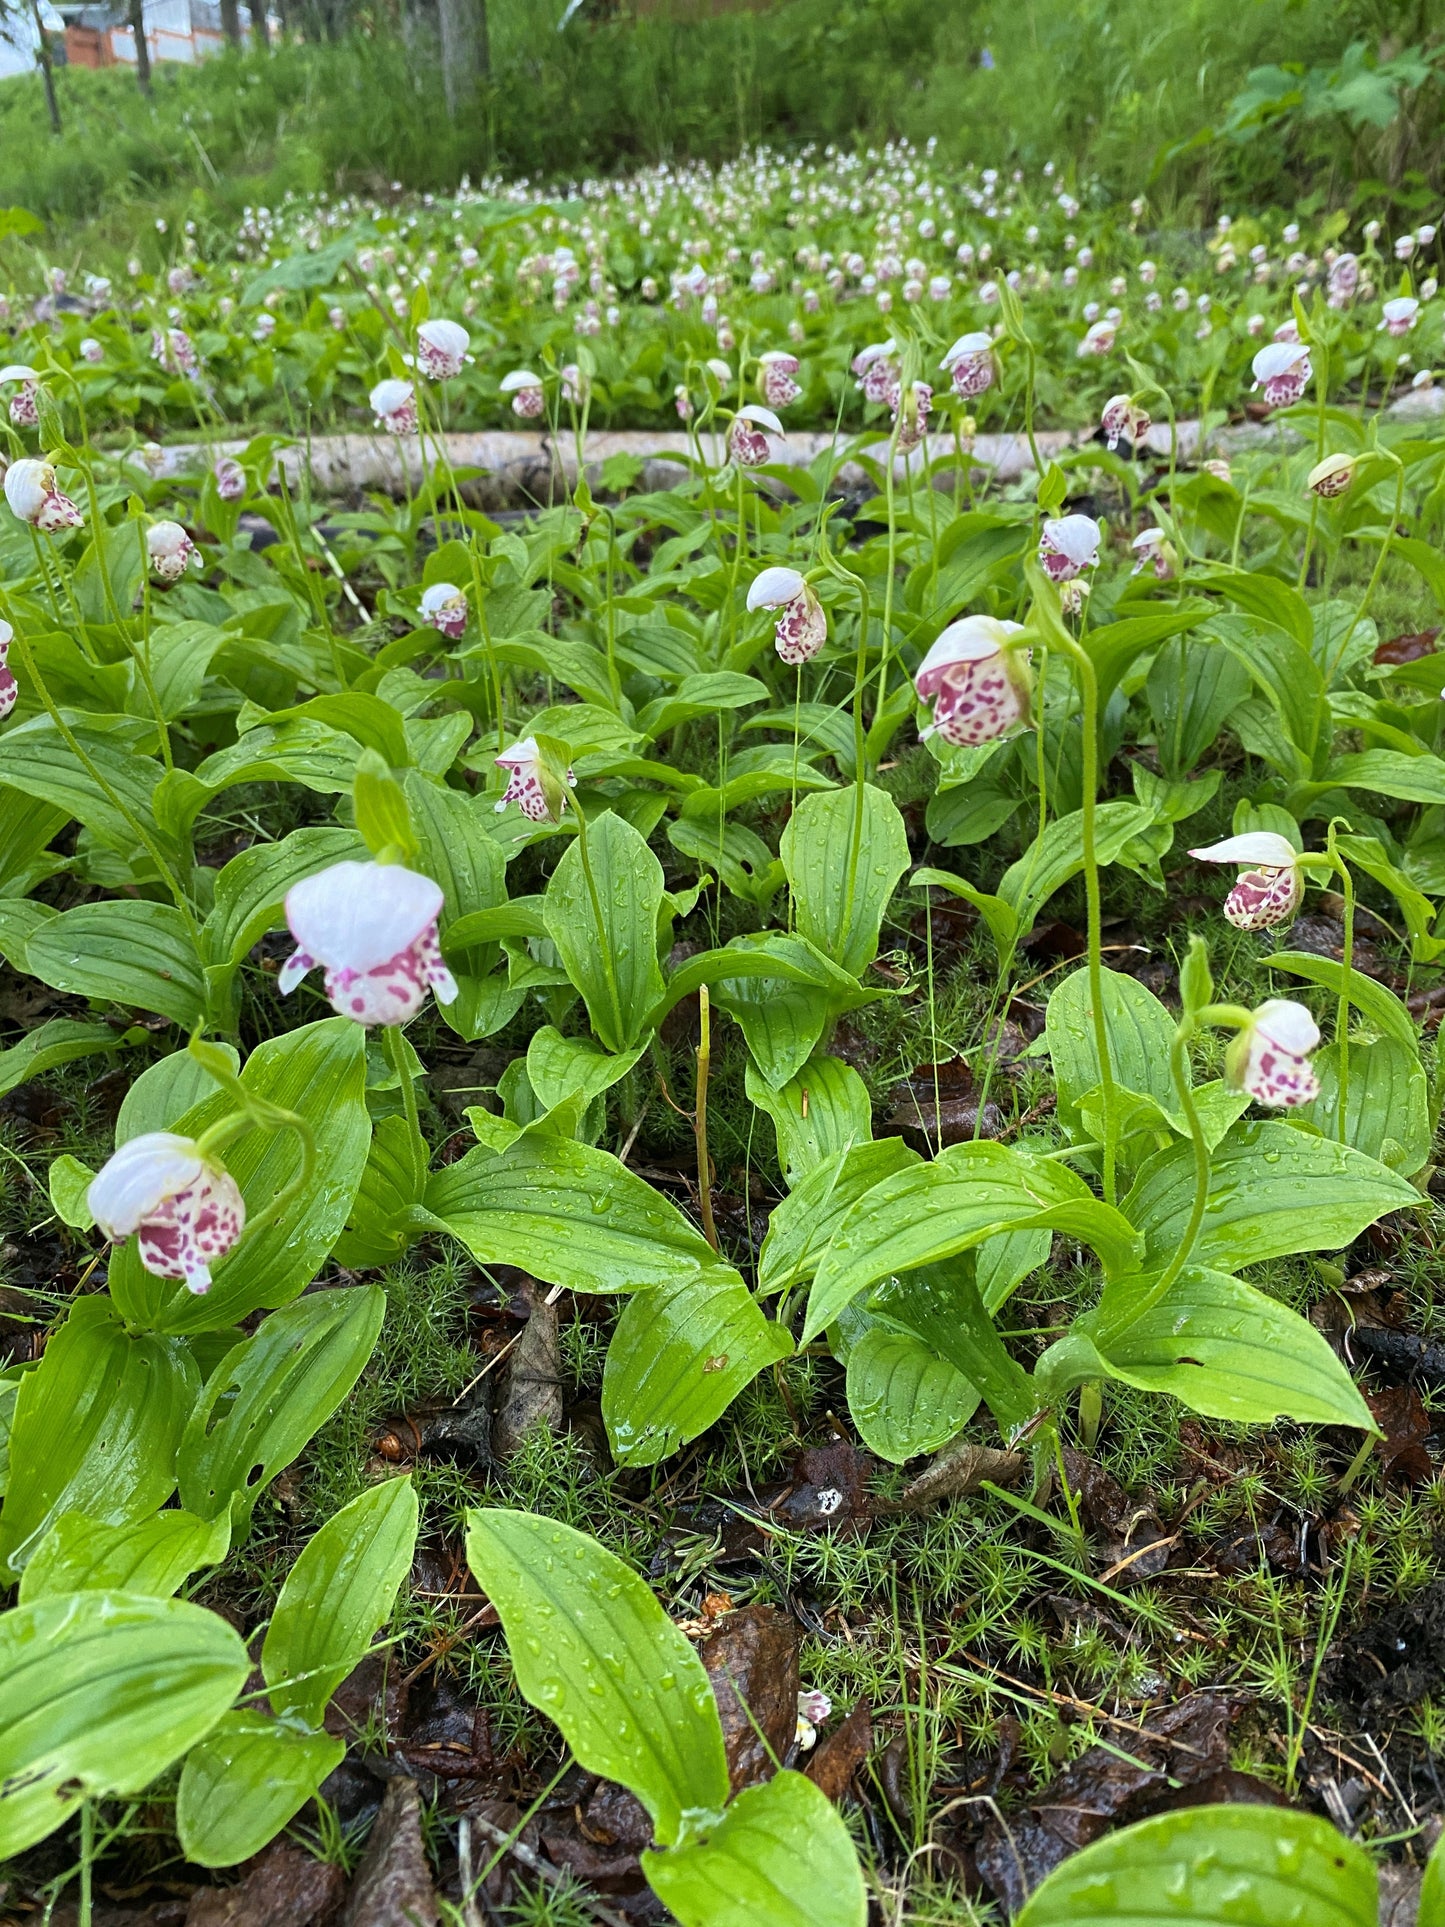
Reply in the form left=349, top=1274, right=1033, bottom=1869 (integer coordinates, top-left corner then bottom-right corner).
left=1124, top=1121, right=1419, bottom=1271
left=745, top=1052, right=872, bottom=1184
left=202, top=826, right=366, bottom=983
left=758, top=1139, right=920, bottom=1296
left=781, top=783, right=911, bottom=976
left=846, top=1327, right=978, bottom=1463
left=0, top=1018, right=121, bottom=1100
left=19, top=1508, right=232, bottom=1603
left=0, top=717, right=168, bottom=859
left=1015, top=1802, right=1375, bottom=1927
left=602, top=1274, right=794, bottom=1466
left=1423, top=1827, right=1445, bottom=1927
left=976, top=1226, right=1053, bottom=1310
left=712, top=966, right=839, bottom=1088
left=0, top=1591, right=248, bottom=1857
left=116, top=1044, right=239, bottom=1145
left=333, top=1114, right=426, bottom=1267
left=1296, top=1038, right=1431, bottom=1176
left=177, top=1287, right=385, bottom=1528
left=262, top=1476, right=418, bottom=1726
left=176, top=1713, right=345, bottom=1868
left=25, top=902, right=207, bottom=1029
left=999, top=800, right=1161, bottom=930
left=404, top=768, right=507, bottom=926
left=465, top=1508, right=729, bottom=1846
left=872, top=1260, right=1036, bottom=1434
left=47, top=1153, right=95, bottom=1229
left=1045, top=964, right=1176, bottom=1130
left=1083, top=1267, right=1375, bottom=1429
left=644, top=1769, right=867, bottom=1927
left=1214, top=617, right=1325, bottom=769
left=425, top=1133, right=726, bottom=1293
left=1083, top=604, right=1212, bottom=709
left=1265, top=950, right=1418, bottom=1051
left=130, top=621, right=232, bottom=722
left=655, top=930, right=877, bottom=1024
left=110, top=1017, right=371, bottom=1332
left=911, top=863, right=1018, bottom=956
left=526, top=1026, right=646, bottom=1110
left=544, top=811, right=667, bottom=1052
left=1200, top=570, right=1314, bottom=651
left=0, top=1299, right=197, bottom=1578
left=1326, top=748, right=1445, bottom=807
left=803, top=1144, right=1126, bottom=1345
left=1147, top=634, right=1251, bottom=777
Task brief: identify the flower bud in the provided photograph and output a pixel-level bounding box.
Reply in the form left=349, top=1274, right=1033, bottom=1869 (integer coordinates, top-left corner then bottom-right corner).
left=1307, top=452, right=1357, bottom=499
left=88, top=1132, right=246, bottom=1295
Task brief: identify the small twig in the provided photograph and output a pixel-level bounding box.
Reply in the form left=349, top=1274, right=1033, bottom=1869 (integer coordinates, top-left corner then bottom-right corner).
left=449, top=1328, right=524, bottom=1409
left=462, top=1813, right=633, bottom=1927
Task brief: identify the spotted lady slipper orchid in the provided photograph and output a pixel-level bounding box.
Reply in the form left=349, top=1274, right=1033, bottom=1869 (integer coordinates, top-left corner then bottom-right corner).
left=415, top=318, right=471, bottom=379
left=1189, top=832, right=1305, bottom=930
left=1077, top=319, right=1117, bottom=358
left=4, top=457, right=83, bottom=533
left=0, top=618, right=16, bottom=722
left=0, top=364, right=40, bottom=428
left=939, top=332, right=995, bottom=400
left=795, top=1689, right=832, bottom=1750
left=214, top=457, right=246, bottom=503
left=88, top=1132, right=246, bottom=1296
left=560, top=363, right=588, bottom=406
left=915, top=615, right=1030, bottom=747
left=747, top=566, right=827, bottom=665
left=147, top=520, right=197, bottom=582
left=281, top=861, right=458, bottom=1026
left=494, top=737, right=576, bottom=823
left=1307, top=453, right=1357, bottom=500
left=1327, top=254, right=1359, bottom=307
left=79, top=338, right=104, bottom=364
left=501, top=368, right=545, bottom=418
left=852, top=339, right=900, bottom=405
left=1203, top=458, right=1233, bottom=484
left=1130, top=526, right=1175, bottom=580
left=727, top=404, right=783, bottom=468
left=1224, top=999, right=1321, bottom=1108
left=1251, top=341, right=1312, bottom=408
left=420, top=581, right=468, bottom=639
left=1101, top=394, right=1151, bottom=451
left=674, top=384, right=693, bottom=422
left=757, top=350, right=801, bottom=409
left=1038, top=514, right=1101, bottom=584
left=151, top=327, right=198, bottom=376
left=891, top=380, right=933, bottom=453
left=1380, top=296, right=1420, bottom=338
left=370, top=378, right=417, bottom=434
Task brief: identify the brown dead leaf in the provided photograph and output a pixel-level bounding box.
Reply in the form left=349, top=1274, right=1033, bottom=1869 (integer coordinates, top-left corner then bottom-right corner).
left=342, top=1777, right=438, bottom=1927
left=1368, top=1384, right=1435, bottom=1485
left=700, top=1604, right=799, bottom=1792
left=883, top=1058, right=1003, bottom=1148
left=805, top=1699, right=872, bottom=1802
left=895, top=1441, right=1024, bottom=1513
left=185, top=1845, right=344, bottom=1927
left=494, top=1278, right=563, bottom=1458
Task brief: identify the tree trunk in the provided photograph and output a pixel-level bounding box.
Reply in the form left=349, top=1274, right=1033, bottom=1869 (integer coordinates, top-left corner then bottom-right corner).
left=30, top=0, right=61, bottom=133
left=251, top=0, right=270, bottom=49
left=436, top=0, right=482, bottom=118
left=219, top=0, right=243, bottom=48
left=128, top=0, right=151, bottom=92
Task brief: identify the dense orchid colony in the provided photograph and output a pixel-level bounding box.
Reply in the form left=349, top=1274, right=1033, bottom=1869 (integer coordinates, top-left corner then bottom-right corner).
left=0, top=144, right=1439, bottom=438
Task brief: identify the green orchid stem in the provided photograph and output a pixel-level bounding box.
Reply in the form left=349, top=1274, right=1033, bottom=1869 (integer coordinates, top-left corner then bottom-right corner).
left=1098, top=1021, right=1210, bottom=1349
left=1326, top=825, right=1355, bottom=1146
left=79, top=1798, right=94, bottom=1927
left=132, top=517, right=174, bottom=772
left=1077, top=1378, right=1102, bottom=1451
left=466, top=538, right=505, bottom=753
left=1044, top=621, right=1117, bottom=1205
left=1330, top=458, right=1403, bottom=684
left=382, top=1021, right=427, bottom=1189
left=0, top=601, right=196, bottom=928
left=817, top=548, right=874, bottom=972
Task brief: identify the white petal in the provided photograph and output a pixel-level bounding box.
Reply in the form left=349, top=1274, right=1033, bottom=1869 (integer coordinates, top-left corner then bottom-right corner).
left=1042, top=514, right=1101, bottom=565
left=0, top=364, right=38, bottom=383
left=285, top=861, right=443, bottom=974
left=369, top=378, right=413, bottom=415
left=1253, top=998, right=1320, bottom=1055
left=495, top=734, right=541, bottom=772
left=1189, top=832, right=1298, bottom=868
left=499, top=368, right=543, bottom=392
left=736, top=403, right=784, bottom=433
left=747, top=566, right=806, bottom=610
left=88, top=1132, right=204, bottom=1238
left=939, top=332, right=991, bottom=367
left=419, top=318, right=470, bottom=354
left=919, top=615, right=1021, bottom=672
left=1251, top=342, right=1309, bottom=381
